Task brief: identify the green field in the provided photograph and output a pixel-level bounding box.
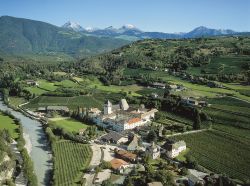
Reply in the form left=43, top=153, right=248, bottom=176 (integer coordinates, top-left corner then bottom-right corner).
left=49, top=118, right=89, bottom=133
left=171, top=129, right=250, bottom=182
left=0, top=112, right=19, bottom=139
left=53, top=140, right=92, bottom=186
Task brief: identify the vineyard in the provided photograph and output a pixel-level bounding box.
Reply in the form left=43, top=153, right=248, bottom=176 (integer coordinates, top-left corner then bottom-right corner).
left=53, top=140, right=92, bottom=186
left=171, top=129, right=250, bottom=181
left=204, top=97, right=250, bottom=129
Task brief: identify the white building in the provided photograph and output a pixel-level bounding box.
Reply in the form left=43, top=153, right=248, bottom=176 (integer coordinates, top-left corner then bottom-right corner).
left=89, top=99, right=158, bottom=132
left=163, top=140, right=186, bottom=158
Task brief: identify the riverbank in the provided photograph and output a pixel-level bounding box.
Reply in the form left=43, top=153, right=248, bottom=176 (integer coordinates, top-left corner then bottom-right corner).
left=0, top=98, right=52, bottom=186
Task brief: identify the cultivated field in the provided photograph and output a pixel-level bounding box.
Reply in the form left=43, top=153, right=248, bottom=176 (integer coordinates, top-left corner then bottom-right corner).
left=53, top=140, right=92, bottom=186
left=171, top=129, right=250, bottom=182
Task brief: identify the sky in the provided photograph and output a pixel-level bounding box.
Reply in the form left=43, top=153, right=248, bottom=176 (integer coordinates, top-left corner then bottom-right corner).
left=0, top=0, right=249, bottom=32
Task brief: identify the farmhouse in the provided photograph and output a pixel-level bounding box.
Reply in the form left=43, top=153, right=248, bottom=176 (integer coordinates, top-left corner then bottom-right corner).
left=100, top=131, right=128, bottom=144
left=182, top=97, right=207, bottom=107
left=151, top=82, right=166, bottom=89
left=89, top=99, right=158, bottom=132
left=110, top=158, right=129, bottom=173
left=163, top=139, right=186, bottom=158
left=37, top=106, right=70, bottom=113
left=115, top=149, right=137, bottom=163
left=26, top=80, right=39, bottom=86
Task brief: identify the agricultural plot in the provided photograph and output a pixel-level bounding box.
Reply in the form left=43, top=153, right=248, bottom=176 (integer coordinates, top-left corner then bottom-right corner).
left=124, top=68, right=250, bottom=101
left=171, top=129, right=250, bottom=181
left=53, top=140, right=92, bottom=186
left=0, top=112, right=19, bottom=139
left=204, top=97, right=250, bottom=129
left=187, top=56, right=250, bottom=75
left=49, top=118, right=88, bottom=133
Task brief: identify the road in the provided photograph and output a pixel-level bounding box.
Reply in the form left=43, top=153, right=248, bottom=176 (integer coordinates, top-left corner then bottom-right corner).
left=83, top=143, right=102, bottom=186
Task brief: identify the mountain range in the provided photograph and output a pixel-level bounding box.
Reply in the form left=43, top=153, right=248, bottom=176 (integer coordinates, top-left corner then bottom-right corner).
left=0, top=16, right=129, bottom=58
left=61, top=21, right=247, bottom=40
left=0, top=16, right=249, bottom=60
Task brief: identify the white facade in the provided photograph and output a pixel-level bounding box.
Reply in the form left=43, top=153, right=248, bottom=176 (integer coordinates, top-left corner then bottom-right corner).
left=104, top=100, right=112, bottom=115
left=90, top=99, right=158, bottom=132
left=166, top=144, right=186, bottom=158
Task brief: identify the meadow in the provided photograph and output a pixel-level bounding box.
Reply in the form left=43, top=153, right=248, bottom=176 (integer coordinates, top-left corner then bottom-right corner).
left=53, top=140, right=92, bottom=186
left=0, top=112, right=19, bottom=139
left=49, top=118, right=89, bottom=133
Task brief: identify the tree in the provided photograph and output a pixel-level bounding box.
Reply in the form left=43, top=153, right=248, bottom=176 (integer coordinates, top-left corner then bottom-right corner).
left=193, top=109, right=201, bottom=130
left=101, top=178, right=113, bottom=186
left=147, top=130, right=157, bottom=142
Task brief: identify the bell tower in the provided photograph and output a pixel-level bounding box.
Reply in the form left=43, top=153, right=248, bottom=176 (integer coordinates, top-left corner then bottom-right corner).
left=104, top=100, right=112, bottom=115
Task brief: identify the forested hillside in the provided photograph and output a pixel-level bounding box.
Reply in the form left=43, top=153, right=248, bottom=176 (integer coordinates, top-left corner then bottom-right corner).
left=64, top=36, right=250, bottom=84
left=0, top=16, right=129, bottom=58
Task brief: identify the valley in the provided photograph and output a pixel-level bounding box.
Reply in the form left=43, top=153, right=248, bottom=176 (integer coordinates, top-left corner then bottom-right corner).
left=0, top=14, right=250, bottom=186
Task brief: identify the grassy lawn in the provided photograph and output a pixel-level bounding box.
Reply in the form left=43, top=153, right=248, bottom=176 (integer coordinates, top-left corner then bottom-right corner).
left=53, top=140, right=92, bottom=186
left=25, top=87, right=48, bottom=95
left=38, top=80, right=58, bottom=91
left=54, top=79, right=79, bottom=88
left=0, top=112, right=19, bottom=139
left=49, top=118, right=89, bottom=133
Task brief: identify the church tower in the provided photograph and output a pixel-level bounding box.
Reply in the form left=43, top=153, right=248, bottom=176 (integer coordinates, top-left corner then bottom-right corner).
left=104, top=100, right=112, bottom=115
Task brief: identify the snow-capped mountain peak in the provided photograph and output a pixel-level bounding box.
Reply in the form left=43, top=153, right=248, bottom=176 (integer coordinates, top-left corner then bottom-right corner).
left=122, top=24, right=136, bottom=29
left=62, top=21, right=84, bottom=31
left=85, top=26, right=99, bottom=32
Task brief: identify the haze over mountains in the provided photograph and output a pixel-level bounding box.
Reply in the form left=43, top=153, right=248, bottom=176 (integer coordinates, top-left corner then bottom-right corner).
left=61, top=21, right=246, bottom=40
left=0, top=16, right=249, bottom=59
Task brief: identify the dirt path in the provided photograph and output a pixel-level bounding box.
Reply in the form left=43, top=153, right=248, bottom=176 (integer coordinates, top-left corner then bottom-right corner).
left=166, top=129, right=207, bottom=137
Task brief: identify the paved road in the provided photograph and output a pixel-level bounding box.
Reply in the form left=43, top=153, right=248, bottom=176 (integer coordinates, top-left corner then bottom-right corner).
left=83, top=143, right=102, bottom=186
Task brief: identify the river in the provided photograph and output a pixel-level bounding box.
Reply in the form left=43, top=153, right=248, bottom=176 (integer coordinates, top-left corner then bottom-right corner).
left=0, top=98, right=52, bottom=186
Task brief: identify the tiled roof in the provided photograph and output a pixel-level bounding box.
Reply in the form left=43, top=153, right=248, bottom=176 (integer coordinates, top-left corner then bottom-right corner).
left=116, top=150, right=137, bottom=160
left=110, top=158, right=128, bottom=169
left=127, top=117, right=141, bottom=125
